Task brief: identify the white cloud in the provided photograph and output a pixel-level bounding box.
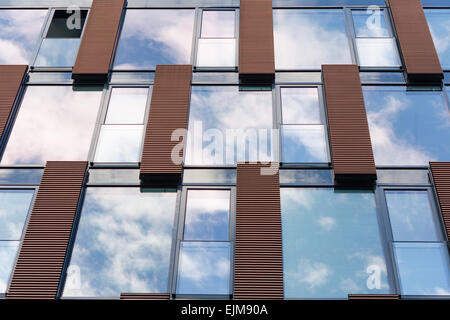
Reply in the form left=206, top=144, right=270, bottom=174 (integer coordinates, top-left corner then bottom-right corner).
left=317, top=216, right=336, bottom=231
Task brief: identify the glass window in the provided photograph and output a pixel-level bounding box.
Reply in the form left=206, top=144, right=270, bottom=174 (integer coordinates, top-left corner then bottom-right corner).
left=0, top=189, right=34, bottom=294
left=1, top=86, right=102, bottom=165
left=281, top=188, right=392, bottom=298
left=376, top=169, right=429, bottom=185
left=0, top=9, right=47, bottom=64
left=363, top=87, right=450, bottom=166
left=105, top=88, right=148, bottom=125
left=182, top=169, right=236, bottom=185
left=185, top=86, right=273, bottom=166
left=425, top=9, right=450, bottom=70
left=184, top=190, right=230, bottom=241
left=394, top=243, right=450, bottom=295
left=280, top=87, right=328, bottom=163
left=34, top=10, right=88, bottom=67
left=196, top=10, right=236, bottom=68
left=351, top=9, right=400, bottom=67
left=62, top=188, right=177, bottom=298
left=273, top=9, right=352, bottom=69
left=114, top=9, right=195, bottom=70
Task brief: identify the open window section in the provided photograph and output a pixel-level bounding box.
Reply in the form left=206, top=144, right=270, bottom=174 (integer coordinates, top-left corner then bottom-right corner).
left=351, top=9, right=401, bottom=68
left=1, top=86, right=102, bottom=165
left=273, top=9, right=352, bottom=70
left=384, top=189, right=450, bottom=296
left=94, top=87, right=150, bottom=163
left=0, top=9, right=47, bottom=64
left=280, top=87, right=329, bottom=164
left=176, top=189, right=232, bottom=296
left=34, top=9, right=88, bottom=67
left=196, top=10, right=237, bottom=68
left=281, top=188, right=393, bottom=298
left=0, top=190, right=35, bottom=294
left=114, top=9, right=195, bottom=70
left=363, top=86, right=450, bottom=166
left=62, top=188, right=177, bottom=298
left=425, top=9, right=450, bottom=70
left=185, top=86, right=274, bottom=166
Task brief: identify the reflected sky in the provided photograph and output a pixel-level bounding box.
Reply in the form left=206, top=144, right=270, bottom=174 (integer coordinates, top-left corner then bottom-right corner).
left=0, top=169, right=43, bottom=185
left=0, top=190, right=34, bottom=240
left=196, top=39, right=236, bottom=68
left=184, top=190, right=230, bottom=241
left=0, top=242, right=19, bottom=293
left=182, top=169, right=236, bottom=184
left=0, top=9, right=47, bottom=64
left=394, top=242, right=450, bottom=295
left=1, top=86, right=102, bottom=165
left=356, top=38, right=401, bottom=67
left=34, top=38, right=80, bottom=67
left=281, top=188, right=392, bottom=298
left=425, top=9, right=450, bottom=69
left=279, top=169, right=333, bottom=185
left=273, top=9, right=352, bottom=69
left=352, top=10, right=389, bottom=37
left=363, top=87, right=450, bottom=166
left=281, top=87, right=321, bottom=124
left=105, top=88, right=148, bottom=125
left=281, top=125, right=328, bottom=163
left=62, top=188, right=177, bottom=297
left=386, top=191, right=440, bottom=242
left=176, top=241, right=231, bottom=295
left=114, top=9, right=195, bottom=70
left=201, top=11, right=235, bottom=38
left=185, top=86, right=273, bottom=165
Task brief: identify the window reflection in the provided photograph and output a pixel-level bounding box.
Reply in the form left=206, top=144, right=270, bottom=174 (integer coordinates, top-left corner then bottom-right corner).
left=0, top=9, right=47, bottom=64
left=273, top=9, right=352, bottom=69
left=363, top=87, right=450, bottom=166
left=114, top=9, right=195, bottom=70
left=1, top=86, right=102, bottom=165
left=62, top=188, right=177, bottom=297
left=281, top=188, right=392, bottom=298
left=425, top=9, right=450, bottom=69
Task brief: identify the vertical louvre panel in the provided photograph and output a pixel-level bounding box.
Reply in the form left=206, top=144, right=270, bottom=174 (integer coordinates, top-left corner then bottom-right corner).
left=7, top=161, right=87, bottom=300
left=0, top=65, right=27, bottom=140
left=234, top=163, right=283, bottom=300
left=388, top=0, right=443, bottom=82
left=72, top=0, right=124, bottom=81
left=430, top=162, right=450, bottom=240
left=120, top=293, right=170, bottom=300
left=239, top=0, right=275, bottom=80
left=322, top=64, right=376, bottom=184
left=140, top=65, right=192, bottom=187
left=348, top=294, right=400, bottom=300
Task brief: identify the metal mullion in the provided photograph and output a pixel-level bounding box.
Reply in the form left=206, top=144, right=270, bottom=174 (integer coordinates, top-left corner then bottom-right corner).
left=86, top=85, right=109, bottom=164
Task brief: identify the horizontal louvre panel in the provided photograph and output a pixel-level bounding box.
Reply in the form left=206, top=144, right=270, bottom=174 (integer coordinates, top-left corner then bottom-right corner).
left=72, top=0, right=124, bottom=81
left=140, top=65, right=192, bottom=178
left=388, top=0, right=443, bottom=82
left=322, top=64, right=376, bottom=183
left=0, top=65, right=27, bottom=139
left=234, top=163, right=283, bottom=300
left=430, top=162, right=450, bottom=239
left=7, top=161, right=87, bottom=300
left=120, top=293, right=170, bottom=300
left=239, top=0, right=275, bottom=78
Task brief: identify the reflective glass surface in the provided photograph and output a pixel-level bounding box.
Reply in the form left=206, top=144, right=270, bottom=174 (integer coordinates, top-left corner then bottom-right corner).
left=356, top=38, right=401, bottom=67
left=281, top=125, right=328, bottom=163
left=196, top=39, right=236, bottom=68
left=62, top=188, right=177, bottom=297
left=0, top=190, right=34, bottom=240
left=0, top=9, right=47, bottom=64
left=34, top=38, right=80, bottom=67
left=46, top=10, right=87, bottom=38
left=394, top=242, right=450, bottom=295
left=176, top=241, right=231, bottom=295
left=105, top=88, right=148, bottom=125
left=281, top=188, right=392, bottom=298
left=201, top=11, right=235, bottom=38
left=182, top=169, right=236, bottom=184
left=273, top=9, right=352, bottom=69
left=2, top=86, right=102, bottom=165
left=184, top=190, right=230, bottom=241
left=0, top=242, right=19, bottom=293
left=281, top=87, right=321, bottom=124
left=185, top=86, right=273, bottom=166
left=352, top=10, right=389, bottom=37
left=376, top=170, right=429, bottom=185
left=87, top=169, right=140, bottom=185
left=279, top=169, right=333, bottom=185
left=114, top=9, right=195, bottom=70
left=363, top=87, right=450, bottom=166
left=94, top=125, right=144, bottom=163
left=0, top=169, right=43, bottom=186
left=425, top=9, right=450, bottom=69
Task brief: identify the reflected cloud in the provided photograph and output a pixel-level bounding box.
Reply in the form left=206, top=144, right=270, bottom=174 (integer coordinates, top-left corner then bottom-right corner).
left=0, top=243, right=19, bottom=293
left=426, top=10, right=450, bottom=68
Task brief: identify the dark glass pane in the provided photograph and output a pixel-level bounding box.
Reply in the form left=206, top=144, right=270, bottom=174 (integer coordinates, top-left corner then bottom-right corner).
left=46, top=10, right=87, bottom=38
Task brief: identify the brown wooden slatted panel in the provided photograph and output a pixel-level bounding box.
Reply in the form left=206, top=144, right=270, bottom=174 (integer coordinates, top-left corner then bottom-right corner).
left=120, top=293, right=170, bottom=300
left=7, top=161, right=87, bottom=300
left=239, top=0, right=275, bottom=81
left=0, top=65, right=27, bottom=140
left=234, top=163, right=283, bottom=300
left=72, top=0, right=124, bottom=81
left=430, top=162, right=450, bottom=239
left=140, top=65, right=192, bottom=188
left=388, top=0, right=443, bottom=82
left=348, top=294, right=400, bottom=300
left=322, top=64, right=376, bottom=185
